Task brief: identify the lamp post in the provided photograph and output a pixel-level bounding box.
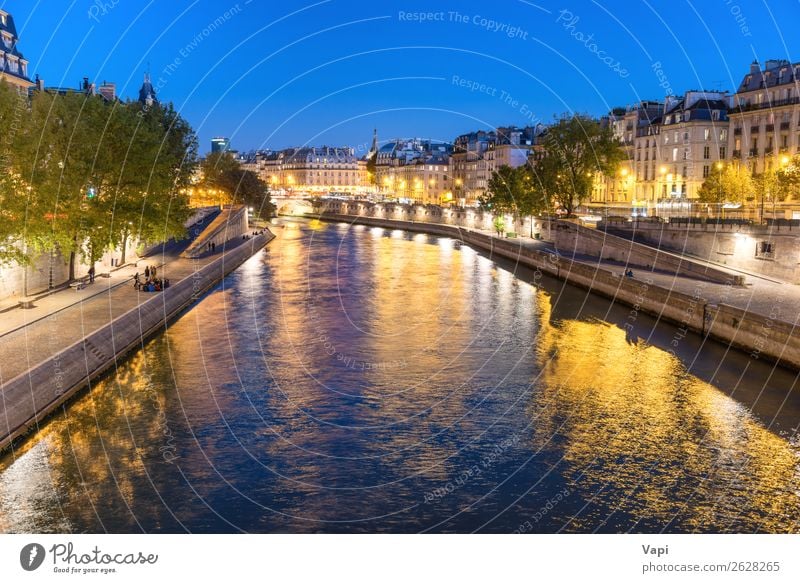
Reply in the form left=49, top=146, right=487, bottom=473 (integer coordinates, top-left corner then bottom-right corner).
left=716, top=162, right=724, bottom=220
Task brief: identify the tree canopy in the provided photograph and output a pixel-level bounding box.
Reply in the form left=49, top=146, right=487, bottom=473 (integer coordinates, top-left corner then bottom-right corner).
left=481, top=164, right=546, bottom=219
left=697, top=162, right=753, bottom=204
left=533, top=115, right=625, bottom=216
left=198, top=151, right=271, bottom=218
left=1, top=86, right=198, bottom=276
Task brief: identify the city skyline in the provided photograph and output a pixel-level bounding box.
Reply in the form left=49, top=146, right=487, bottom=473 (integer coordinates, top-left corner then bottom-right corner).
left=5, top=0, right=800, bottom=153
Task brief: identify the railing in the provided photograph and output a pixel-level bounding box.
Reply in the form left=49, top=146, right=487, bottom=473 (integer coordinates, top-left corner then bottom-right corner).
left=732, top=96, right=800, bottom=112
left=749, top=148, right=759, bottom=156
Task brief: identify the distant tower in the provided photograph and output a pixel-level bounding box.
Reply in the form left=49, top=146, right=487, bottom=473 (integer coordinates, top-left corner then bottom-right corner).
left=368, top=128, right=379, bottom=159
left=138, top=72, right=156, bottom=107
left=211, top=137, right=231, bottom=154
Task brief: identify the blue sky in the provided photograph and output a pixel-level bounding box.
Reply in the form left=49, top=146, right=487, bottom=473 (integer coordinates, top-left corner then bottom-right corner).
left=3, top=0, right=799, bottom=153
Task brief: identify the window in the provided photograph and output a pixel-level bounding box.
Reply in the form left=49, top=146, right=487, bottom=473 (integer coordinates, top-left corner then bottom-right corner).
left=672, top=147, right=678, bottom=161
left=704, top=129, right=711, bottom=140
left=719, top=146, right=727, bottom=159
left=704, top=146, right=710, bottom=159
left=721, top=129, right=728, bottom=141
left=755, top=241, right=775, bottom=260
left=703, top=165, right=710, bottom=177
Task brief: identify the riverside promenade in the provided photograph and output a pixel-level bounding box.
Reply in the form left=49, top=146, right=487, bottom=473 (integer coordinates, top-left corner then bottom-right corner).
left=313, top=211, right=800, bottom=371
left=0, top=229, right=274, bottom=452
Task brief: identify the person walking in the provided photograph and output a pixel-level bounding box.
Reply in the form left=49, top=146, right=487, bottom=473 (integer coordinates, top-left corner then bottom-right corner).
left=133, top=272, right=140, bottom=290
left=151, top=265, right=157, bottom=278
left=88, top=265, right=96, bottom=283
left=144, top=265, right=150, bottom=279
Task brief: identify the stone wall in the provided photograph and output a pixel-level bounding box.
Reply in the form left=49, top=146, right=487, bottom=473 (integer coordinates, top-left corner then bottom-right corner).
left=0, top=230, right=274, bottom=453
left=601, top=219, right=800, bottom=283
left=550, top=221, right=744, bottom=285
left=315, top=200, right=740, bottom=285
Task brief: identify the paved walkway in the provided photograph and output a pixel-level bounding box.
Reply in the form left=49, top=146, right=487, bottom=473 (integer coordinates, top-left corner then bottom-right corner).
left=461, top=225, right=800, bottom=327
left=0, top=234, right=260, bottom=385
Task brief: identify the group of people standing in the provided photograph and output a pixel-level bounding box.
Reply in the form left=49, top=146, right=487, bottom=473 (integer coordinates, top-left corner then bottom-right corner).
left=133, top=264, right=169, bottom=292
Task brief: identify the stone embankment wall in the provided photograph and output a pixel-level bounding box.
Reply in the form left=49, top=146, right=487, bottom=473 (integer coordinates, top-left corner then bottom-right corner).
left=0, top=231, right=274, bottom=453
left=601, top=219, right=800, bottom=283
left=551, top=221, right=744, bottom=286
left=315, top=211, right=800, bottom=372
left=316, top=200, right=741, bottom=285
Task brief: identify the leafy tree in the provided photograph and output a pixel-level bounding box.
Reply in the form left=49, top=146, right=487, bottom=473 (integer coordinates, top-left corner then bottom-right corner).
left=533, top=115, right=625, bottom=217
left=697, top=162, right=753, bottom=204
left=493, top=215, right=506, bottom=236
left=12, top=91, right=199, bottom=279
left=775, top=155, right=800, bottom=200
left=482, top=164, right=547, bottom=236
left=0, top=81, right=29, bottom=264
left=199, top=151, right=271, bottom=219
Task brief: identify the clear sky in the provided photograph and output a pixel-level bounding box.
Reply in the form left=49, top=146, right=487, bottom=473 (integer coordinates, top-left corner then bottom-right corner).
left=3, top=0, right=799, bottom=154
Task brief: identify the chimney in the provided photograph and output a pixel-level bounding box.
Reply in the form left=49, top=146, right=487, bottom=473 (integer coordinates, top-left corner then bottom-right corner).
left=750, top=60, right=761, bottom=74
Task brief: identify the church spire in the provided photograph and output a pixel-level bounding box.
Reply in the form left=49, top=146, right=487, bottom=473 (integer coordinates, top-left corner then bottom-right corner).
left=368, top=128, right=378, bottom=159
left=138, top=71, right=157, bottom=107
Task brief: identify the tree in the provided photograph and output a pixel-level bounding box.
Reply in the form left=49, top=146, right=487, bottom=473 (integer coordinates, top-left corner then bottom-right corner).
left=0, top=81, right=30, bottom=264
left=12, top=90, right=199, bottom=280
left=697, top=161, right=753, bottom=204
left=493, top=215, right=506, bottom=236
left=199, top=151, right=271, bottom=219
left=533, top=115, right=625, bottom=217
left=482, top=164, right=547, bottom=236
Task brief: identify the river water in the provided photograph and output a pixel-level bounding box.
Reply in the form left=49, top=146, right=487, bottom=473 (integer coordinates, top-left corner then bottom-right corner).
left=1, top=219, right=799, bottom=533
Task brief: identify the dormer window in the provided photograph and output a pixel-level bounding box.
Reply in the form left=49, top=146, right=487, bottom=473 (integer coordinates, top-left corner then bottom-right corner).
left=0, top=14, right=6, bottom=26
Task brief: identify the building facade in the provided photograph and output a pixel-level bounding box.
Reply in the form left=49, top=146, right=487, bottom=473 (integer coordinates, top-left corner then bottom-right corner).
left=263, top=146, right=367, bottom=195
left=0, top=9, right=32, bottom=94
left=375, top=139, right=452, bottom=204
left=450, top=127, right=537, bottom=206
left=728, top=59, right=800, bottom=178
left=633, top=91, right=729, bottom=204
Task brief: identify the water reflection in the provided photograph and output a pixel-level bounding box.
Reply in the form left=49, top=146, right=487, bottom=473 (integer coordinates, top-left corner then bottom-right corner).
left=0, top=219, right=798, bottom=533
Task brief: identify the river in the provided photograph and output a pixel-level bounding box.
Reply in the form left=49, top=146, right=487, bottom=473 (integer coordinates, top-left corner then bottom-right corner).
left=1, top=218, right=798, bottom=533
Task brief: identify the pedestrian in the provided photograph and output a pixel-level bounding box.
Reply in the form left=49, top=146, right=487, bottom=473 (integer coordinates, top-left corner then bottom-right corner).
left=133, top=272, right=140, bottom=290
left=151, top=265, right=157, bottom=278
left=144, top=265, right=150, bottom=279
left=212, top=242, right=216, bottom=253
left=88, top=265, right=95, bottom=283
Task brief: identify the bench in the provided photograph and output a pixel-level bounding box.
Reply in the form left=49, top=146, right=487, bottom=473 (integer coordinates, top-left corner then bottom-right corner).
left=69, top=281, right=87, bottom=291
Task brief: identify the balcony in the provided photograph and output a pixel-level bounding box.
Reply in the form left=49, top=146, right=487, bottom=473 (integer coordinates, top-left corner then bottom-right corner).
left=764, top=147, right=774, bottom=155
left=750, top=126, right=761, bottom=133
left=734, top=128, right=742, bottom=136
left=766, top=124, right=775, bottom=132
left=731, top=96, right=800, bottom=113
left=749, top=148, right=759, bottom=157
left=733, top=149, right=742, bottom=157
left=781, top=122, right=791, bottom=130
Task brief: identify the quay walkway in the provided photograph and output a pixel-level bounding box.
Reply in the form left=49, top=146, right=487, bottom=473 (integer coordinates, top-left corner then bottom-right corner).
left=0, top=229, right=274, bottom=453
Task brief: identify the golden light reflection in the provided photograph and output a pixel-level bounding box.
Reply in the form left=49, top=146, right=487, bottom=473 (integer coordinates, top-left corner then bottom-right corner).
left=531, top=308, right=800, bottom=532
